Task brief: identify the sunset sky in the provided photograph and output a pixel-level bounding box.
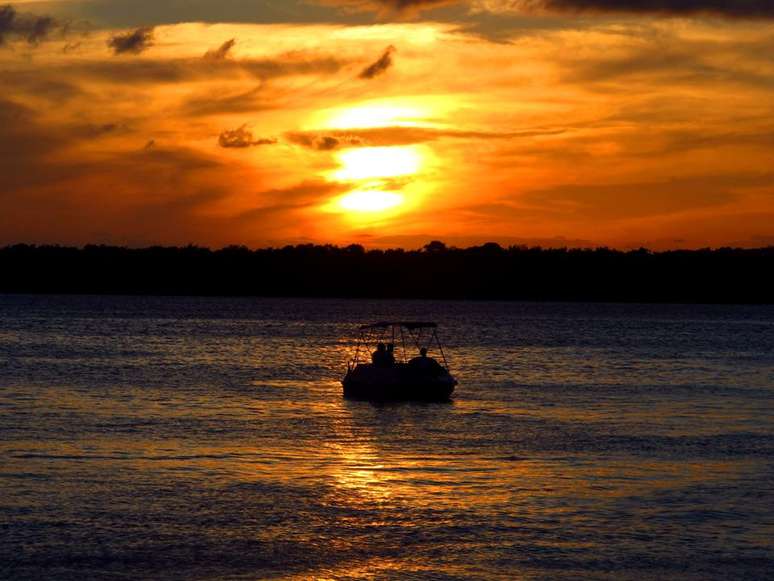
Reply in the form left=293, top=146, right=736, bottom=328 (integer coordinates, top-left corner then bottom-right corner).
left=1, top=0, right=772, bottom=249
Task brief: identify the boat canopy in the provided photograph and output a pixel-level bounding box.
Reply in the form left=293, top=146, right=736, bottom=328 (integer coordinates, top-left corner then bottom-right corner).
left=359, top=321, right=438, bottom=330
left=350, top=321, right=450, bottom=371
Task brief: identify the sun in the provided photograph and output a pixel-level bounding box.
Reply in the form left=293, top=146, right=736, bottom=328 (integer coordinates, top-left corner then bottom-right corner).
left=311, top=102, right=437, bottom=219
left=337, top=190, right=405, bottom=212
left=326, top=146, right=424, bottom=215
left=332, top=146, right=422, bottom=181
left=319, top=101, right=429, bottom=130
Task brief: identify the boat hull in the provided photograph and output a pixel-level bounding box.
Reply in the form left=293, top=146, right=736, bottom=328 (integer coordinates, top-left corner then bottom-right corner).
left=342, top=363, right=456, bottom=402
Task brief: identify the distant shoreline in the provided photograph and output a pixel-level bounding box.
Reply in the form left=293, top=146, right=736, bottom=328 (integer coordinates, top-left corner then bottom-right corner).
left=2, top=243, right=773, bottom=304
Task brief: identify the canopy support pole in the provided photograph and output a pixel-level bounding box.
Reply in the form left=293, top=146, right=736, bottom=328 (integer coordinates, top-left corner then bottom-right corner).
left=434, top=329, right=450, bottom=370
left=350, top=330, right=364, bottom=371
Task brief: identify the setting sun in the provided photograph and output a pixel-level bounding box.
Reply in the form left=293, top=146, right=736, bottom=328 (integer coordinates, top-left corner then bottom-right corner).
left=337, top=190, right=405, bottom=212
left=321, top=103, right=428, bottom=130
left=333, top=146, right=423, bottom=181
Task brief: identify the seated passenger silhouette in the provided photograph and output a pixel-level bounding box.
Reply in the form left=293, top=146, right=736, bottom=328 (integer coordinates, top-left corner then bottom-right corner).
left=386, top=343, right=396, bottom=365
left=409, top=347, right=443, bottom=375
left=371, top=342, right=392, bottom=367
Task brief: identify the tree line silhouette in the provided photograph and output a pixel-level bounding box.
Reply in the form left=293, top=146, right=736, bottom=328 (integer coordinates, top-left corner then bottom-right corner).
left=1, top=242, right=772, bottom=303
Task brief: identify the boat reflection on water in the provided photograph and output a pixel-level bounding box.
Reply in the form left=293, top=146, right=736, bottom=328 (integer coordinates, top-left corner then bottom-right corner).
left=342, top=322, right=458, bottom=402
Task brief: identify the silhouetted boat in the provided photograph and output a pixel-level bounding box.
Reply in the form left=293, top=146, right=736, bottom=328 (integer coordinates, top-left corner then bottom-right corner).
left=342, top=322, right=458, bottom=401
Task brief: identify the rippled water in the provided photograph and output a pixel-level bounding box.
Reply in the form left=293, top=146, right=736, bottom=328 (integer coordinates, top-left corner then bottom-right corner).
left=1, top=295, right=773, bottom=580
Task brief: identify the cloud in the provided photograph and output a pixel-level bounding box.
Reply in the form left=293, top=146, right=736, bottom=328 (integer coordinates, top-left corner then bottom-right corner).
left=326, top=0, right=774, bottom=18
left=62, top=41, right=82, bottom=53
left=235, top=180, right=350, bottom=224
left=0, top=97, right=244, bottom=246
left=286, top=132, right=363, bottom=150
left=0, top=70, right=83, bottom=102
left=560, top=34, right=774, bottom=89
left=71, top=122, right=130, bottom=139
left=286, top=126, right=565, bottom=149
left=176, top=55, right=345, bottom=116
left=218, top=125, right=277, bottom=148
left=321, top=0, right=458, bottom=15
left=0, top=51, right=347, bottom=120
left=204, top=38, right=236, bottom=60
left=1, top=10, right=771, bottom=250
left=108, top=27, right=154, bottom=55
left=0, top=4, right=59, bottom=45
left=48, top=53, right=346, bottom=86
left=518, top=177, right=741, bottom=220
left=316, top=136, right=344, bottom=150
left=183, top=86, right=275, bottom=117
left=0, top=98, right=67, bottom=169
left=472, top=0, right=774, bottom=18
left=363, top=232, right=597, bottom=248
left=0, top=108, right=219, bottom=195
left=377, top=0, right=457, bottom=10
left=359, top=45, right=397, bottom=79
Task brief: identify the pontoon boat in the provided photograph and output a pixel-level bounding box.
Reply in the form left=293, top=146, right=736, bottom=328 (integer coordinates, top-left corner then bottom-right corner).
left=342, top=322, right=457, bottom=401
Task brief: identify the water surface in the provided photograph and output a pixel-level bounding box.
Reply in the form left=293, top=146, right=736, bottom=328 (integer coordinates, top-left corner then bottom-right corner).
left=1, top=296, right=773, bottom=579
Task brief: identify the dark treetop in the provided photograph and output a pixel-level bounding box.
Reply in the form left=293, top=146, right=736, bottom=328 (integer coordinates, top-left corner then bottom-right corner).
left=1, top=242, right=772, bottom=303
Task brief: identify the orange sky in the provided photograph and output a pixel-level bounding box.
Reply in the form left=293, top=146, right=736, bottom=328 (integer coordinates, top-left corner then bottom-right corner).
left=1, top=1, right=773, bottom=249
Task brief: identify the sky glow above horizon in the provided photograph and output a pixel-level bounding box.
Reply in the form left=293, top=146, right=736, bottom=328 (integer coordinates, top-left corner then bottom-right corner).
left=1, top=1, right=772, bottom=249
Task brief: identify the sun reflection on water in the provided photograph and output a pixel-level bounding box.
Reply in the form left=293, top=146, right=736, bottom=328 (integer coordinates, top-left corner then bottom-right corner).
left=324, top=411, right=393, bottom=505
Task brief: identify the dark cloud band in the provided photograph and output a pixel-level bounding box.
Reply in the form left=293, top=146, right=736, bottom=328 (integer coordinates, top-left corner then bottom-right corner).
left=330, top=0, right=774, bottom=17
left=506, top=0, right=774, bottom=17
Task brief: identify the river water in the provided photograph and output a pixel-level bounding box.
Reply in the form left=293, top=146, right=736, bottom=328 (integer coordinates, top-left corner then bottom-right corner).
left=1, top=295, right=772, bottom=580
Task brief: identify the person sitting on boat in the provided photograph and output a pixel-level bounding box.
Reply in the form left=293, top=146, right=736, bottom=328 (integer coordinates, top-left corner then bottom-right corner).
left=409, top=347, right=443, bottom=374
left=372, top=342, right=392, bottom=367
left=386, top=343, right=396, bottom=365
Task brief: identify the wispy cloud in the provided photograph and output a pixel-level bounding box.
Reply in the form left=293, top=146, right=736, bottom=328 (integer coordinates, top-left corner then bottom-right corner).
left=359, top=45, right=396, bottom=79
left=320, top=0, right=458, bottom=16
left=0, top=4, right=60, bottom=45
left=108, top=27, right=154, bottom=55
left=287, top=126, right=566, bottom=149
left=287, top=132, right=362, bottom=150
left=204, top=38, right=236, bottom=60
left=218, top=125, right=277, bottom=148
